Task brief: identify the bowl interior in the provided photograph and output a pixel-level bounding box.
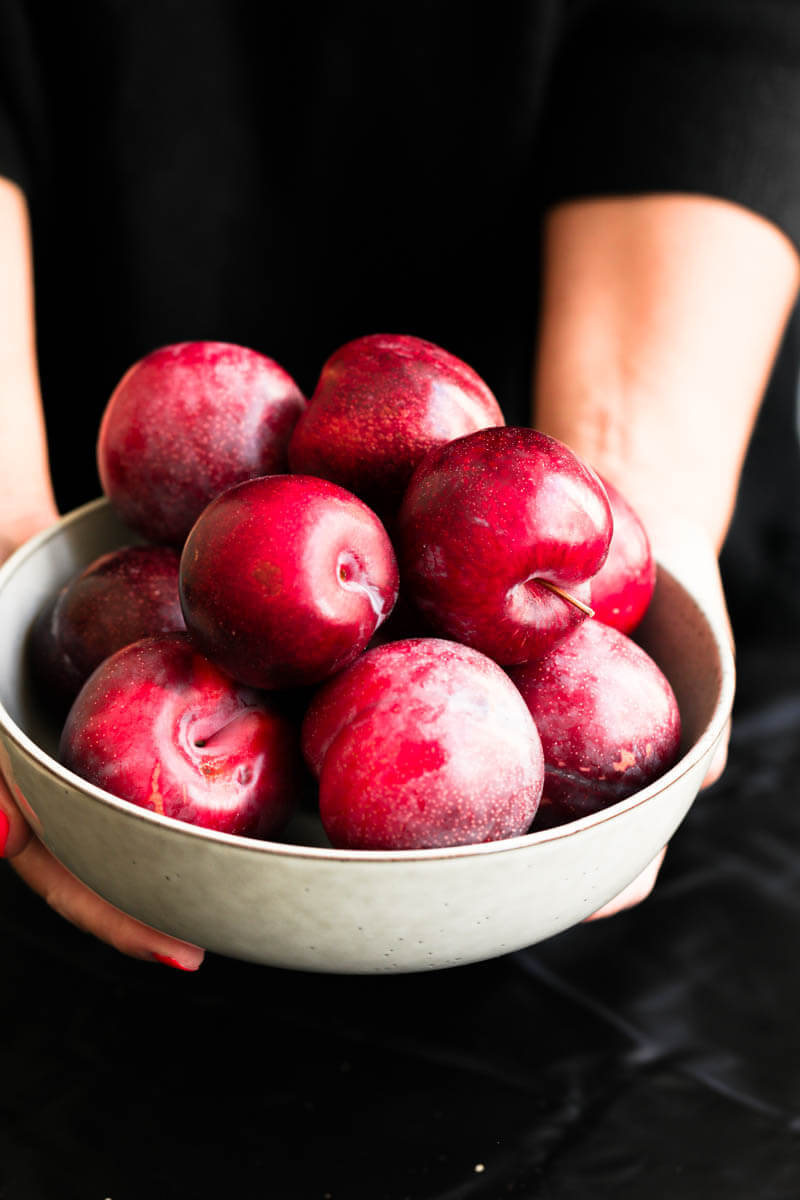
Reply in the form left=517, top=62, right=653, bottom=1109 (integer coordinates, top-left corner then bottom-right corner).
left=0, top=501, right=139, bottom=759
left=0, top=497, right=730, bottom=851
left=0, top=499, right=736, bottom=970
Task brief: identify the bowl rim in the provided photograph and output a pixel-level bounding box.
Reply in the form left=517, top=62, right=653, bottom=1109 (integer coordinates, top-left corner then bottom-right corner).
left=0, top=497, right=736, bottom=865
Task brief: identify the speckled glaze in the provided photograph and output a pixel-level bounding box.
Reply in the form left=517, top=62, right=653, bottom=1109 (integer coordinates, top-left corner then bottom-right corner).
left=288, top=333, right=504, bottom=518
left=60, top=632, right=300, bottom=838
left=509, top=620, right=681, bottom=828
left=30, top=545, right=184, bottom=703
left=97, top=341, right=306, bottom=545
left=397, top=427, right=613, bottom=665
left=303, top=638, right=544, bottom=850
left=589, top=478, right=656, bottom=634
left=180, top=475, right=399, bottom=689
left=0, top=500, right=734, bottom=973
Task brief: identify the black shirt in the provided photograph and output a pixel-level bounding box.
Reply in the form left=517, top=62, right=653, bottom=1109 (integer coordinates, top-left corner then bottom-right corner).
left=2, top=1, right=800, bottom=512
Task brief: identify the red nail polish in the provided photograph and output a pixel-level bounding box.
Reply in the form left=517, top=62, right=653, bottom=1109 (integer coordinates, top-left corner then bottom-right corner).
left=153, top=952, right=197, bottom=971
left=0, top=809, right=9, bottom=857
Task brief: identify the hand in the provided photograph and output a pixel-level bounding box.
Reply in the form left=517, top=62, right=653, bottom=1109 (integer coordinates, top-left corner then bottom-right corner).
left=531, top=194, right=790, bottom=922
left=0, top=515, right=205, bottom=970
left=586, top=515, right=732, bottom=920
left=585, top=847, right=667, bottom=922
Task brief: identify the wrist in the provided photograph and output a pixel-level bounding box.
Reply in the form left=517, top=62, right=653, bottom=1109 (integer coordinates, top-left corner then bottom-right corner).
left=0, top=502, right=60, bottom=563
left=532, top=408, right=732, bottom=648
left=533, top=394, right=738, bottom=557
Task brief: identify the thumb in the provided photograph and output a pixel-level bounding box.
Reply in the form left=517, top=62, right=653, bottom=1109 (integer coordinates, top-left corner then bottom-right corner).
left=701, top=717, right=730, bottom=788
left=0, top=770, right=36, bottom=860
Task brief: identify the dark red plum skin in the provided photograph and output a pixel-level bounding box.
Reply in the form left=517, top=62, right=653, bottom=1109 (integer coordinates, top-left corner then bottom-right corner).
left=30, top=545, right=185, bottom=704
left=364, top=590, right=437, bottom=650
left=288, top=333, right=504, bottom=520
left=508, top=620, right=681, bottom=828
left=590, top=477, right=656, bottom=634
left=179, top=475, right=399, bottom=690
left=397, top=427, right=613, bottom=666
left=303, top=638, right=544, bottom=851
left=97, top=341, right=306, bottom=546
left=59, top=633, right=301, bottom=838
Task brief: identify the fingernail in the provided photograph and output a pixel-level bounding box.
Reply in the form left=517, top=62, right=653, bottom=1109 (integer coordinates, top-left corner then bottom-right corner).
left=0, top=809, right=9, bottom=857
left=153, top=951, right=201, bottom=972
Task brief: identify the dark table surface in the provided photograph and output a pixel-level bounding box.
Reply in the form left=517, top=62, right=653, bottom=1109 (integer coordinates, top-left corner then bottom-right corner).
left=3, top=624, right=800, bottom=1200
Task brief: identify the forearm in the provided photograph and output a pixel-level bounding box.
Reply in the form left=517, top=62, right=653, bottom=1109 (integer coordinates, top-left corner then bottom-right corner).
left=533, top=194, right=800, bottom=555
left=0, top=177, right=58, bottom=554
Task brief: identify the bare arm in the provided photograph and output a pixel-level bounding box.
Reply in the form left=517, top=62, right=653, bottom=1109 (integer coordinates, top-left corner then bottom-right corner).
left=0, top=178, right=203, bottom=968
left=534, top=193, right=799, bottom=559
left=534, top=193, right=799, bottom=917
left=0, top=178, right=58, bottom=548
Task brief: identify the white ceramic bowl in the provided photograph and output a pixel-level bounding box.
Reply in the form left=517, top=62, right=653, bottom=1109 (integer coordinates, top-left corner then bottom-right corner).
left=0, top=499, right=734, bottom=973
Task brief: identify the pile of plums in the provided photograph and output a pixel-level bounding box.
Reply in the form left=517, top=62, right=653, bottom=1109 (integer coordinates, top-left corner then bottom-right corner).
left=33, top=336, right=681, bottom=850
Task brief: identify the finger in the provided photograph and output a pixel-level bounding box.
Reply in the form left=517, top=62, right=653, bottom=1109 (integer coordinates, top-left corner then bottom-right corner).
left=584, top=845, right=667, bottom=921
left=10, top=834, right=204, bottom=969
left=0, top=774, right=34, bottom=858
left=701, top=718, right=730, bottom=788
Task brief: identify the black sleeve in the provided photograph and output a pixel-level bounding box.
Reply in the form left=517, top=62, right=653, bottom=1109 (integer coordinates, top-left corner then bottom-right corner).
left=0, top=0, right=45, bottom=196
left=0, top=84, right=30, bottom=196
left=541, top=0, right=800, bottom=250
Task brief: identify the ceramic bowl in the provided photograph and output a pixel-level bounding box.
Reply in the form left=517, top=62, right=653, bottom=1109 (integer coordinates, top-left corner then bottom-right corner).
left=0, top=499, right=734, bottom=973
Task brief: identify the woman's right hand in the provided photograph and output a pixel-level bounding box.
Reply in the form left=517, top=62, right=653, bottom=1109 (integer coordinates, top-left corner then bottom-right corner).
left=0, top=514, right=204, bottom=970
left=1, top=774, right=204, bottom=968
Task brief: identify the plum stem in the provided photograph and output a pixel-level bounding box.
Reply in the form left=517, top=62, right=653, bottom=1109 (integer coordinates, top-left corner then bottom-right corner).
left=536, top=579, right=595, bottom=618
